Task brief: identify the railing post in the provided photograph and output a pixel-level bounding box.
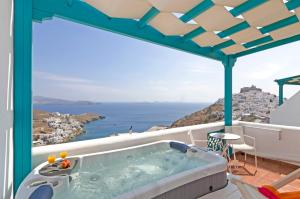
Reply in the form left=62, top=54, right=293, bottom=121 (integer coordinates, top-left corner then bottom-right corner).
left=278, top=81, right=284, bottom=106
left=222, top=56, right=236, bottom=126
left=13, top=0, right=32, bottom=193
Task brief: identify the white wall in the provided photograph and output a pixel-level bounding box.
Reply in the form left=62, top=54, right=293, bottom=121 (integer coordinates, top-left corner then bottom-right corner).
left=32, top=121, right=300, bottom=169
left=0, top=0, right=14, bottom=198
left=270, top=90, right=300, bottom=127
left=32, top=122, right=224, bottom=167
left=237, top=121, right=300, bottom=165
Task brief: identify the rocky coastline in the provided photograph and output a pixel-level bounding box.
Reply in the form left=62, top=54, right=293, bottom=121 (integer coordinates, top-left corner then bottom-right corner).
left=33, top=110, right=104, bottom=146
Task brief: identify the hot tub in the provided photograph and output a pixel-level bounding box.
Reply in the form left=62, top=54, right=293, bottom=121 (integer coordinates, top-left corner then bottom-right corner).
left=16, top=140, right=227, bottom=199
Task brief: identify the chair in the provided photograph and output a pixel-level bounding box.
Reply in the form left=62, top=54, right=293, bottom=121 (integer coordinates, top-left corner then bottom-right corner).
left=230, top=168, right=300, bottom=199
left=187, top=130, right=208, bottom=147
left=225, top=126, right=258, bottom=172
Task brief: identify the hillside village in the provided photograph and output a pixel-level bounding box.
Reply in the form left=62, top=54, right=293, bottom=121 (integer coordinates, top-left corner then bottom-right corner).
left=33, top=110, right=103, bottom=146
left=171, top=86, right=280, bottom=127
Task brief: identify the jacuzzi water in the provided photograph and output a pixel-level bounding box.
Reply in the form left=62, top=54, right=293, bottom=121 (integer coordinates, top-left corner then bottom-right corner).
left=54, top=143, right=209, bottom=199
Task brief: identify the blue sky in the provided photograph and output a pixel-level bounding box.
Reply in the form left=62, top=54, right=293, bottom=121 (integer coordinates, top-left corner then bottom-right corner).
left=33, top=18, right=300, bottom=103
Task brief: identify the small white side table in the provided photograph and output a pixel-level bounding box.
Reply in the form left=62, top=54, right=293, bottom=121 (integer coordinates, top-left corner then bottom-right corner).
left=209, top=133, right=241, bottom=172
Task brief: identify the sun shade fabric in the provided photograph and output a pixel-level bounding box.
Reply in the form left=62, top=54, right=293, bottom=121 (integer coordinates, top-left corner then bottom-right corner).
left=194, top=5, right=243, bottom=31
left=149, top=13, right=198, bottom=35
left=242, top=0, right=292, bottom=27
left=213, top=0, right=246, bottom=7
left=85, top=0, right=152, bottom=19
left=148, top=0, right=204, bottom=13
left=289, top=77, right=300, bottom=83
left=230, top=27, right=265, bottom=44
left=222, top=44, right=247, bottom=54
left=193, top=32, right=228, bottom=46
left=84, top=0, right=300, bottom=55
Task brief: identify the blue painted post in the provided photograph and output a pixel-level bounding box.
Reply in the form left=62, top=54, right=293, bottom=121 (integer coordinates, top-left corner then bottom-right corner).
left=278, top=82, right=284, bottom=106
left=13, top=0, right=32, bottom=193
left=222, top=56, right=236, bottom=126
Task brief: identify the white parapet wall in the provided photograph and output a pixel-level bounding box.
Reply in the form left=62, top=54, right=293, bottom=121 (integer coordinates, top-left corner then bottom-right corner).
left=270, top=90, right=300, bottom=127
left=0, top=0, right=14, bottom=198
left=32, top=121, right=300, bottom=169
left=237, top=121, right=300, bottom=165
left=32, top=122, right=224, bottom=167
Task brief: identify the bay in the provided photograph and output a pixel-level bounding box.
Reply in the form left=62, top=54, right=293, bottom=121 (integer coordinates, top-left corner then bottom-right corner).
left=33, top=102, right=208, bottom=142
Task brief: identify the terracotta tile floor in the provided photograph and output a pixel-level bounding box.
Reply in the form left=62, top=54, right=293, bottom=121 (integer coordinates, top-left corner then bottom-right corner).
left=230, top=153, right=300, bottom=192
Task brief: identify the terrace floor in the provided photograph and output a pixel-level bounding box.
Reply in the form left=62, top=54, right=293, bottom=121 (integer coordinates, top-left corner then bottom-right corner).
left=201, top=153, right=300, bottom=198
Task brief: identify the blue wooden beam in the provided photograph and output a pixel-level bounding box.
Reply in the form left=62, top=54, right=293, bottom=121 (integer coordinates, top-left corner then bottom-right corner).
left=183, top=27, right=206, bottom=41
left=234, top=34, right=300, bottom=57
left=218, top=21, right=250, bottom=38
left=213, top=40, right=236, bottom=50
left=230, top=0, right=267, bottom=17
left=32, top=9, right=54, bottom=22
left=275, top=75, right=300, bottom=84
left=138, top=7, right=159, bottom=28
left=286, top=0, right=300, bottom=10
left=259, top=15, right=299, bottom=34
left=276, top=81, right=284, bottom=106
left=243, top=35, right=273, bottom=48
left=283, top=82, right=300, bottom=86
left=14, top=0, right=33, bottom=193
left=222, top=56, right=236, bottom=126
left=180, top=0, right=214, bottom=23
left=33, top=0, right=223, bottom=61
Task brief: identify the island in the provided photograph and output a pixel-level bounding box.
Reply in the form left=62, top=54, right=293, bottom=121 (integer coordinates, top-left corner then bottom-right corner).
left=33, top=110, right=104, bottom=146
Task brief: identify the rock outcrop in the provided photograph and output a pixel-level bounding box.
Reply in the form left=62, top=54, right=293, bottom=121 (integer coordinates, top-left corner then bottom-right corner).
left=33, top=110, right=104, bottom=146
left=171, top=86, right=279, bottom=128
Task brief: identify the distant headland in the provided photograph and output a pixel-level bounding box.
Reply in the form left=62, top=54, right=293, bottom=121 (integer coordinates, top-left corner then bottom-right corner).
left=33, top=96, right=101, bottom=105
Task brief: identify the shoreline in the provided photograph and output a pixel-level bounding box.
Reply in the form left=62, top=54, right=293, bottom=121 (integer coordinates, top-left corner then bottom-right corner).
left=33, top=110, right=104, bottom=146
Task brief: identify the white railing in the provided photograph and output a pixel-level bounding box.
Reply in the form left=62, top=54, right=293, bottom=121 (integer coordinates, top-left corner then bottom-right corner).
left=32, top=121, right=300, bottom=168
left=32, top=122, right=224, bottom=167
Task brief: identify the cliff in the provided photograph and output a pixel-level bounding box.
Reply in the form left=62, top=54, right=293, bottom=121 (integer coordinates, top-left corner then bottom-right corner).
left=171, top=86, right=279, bottom=128
left=33, top=110, right=104, bottom=146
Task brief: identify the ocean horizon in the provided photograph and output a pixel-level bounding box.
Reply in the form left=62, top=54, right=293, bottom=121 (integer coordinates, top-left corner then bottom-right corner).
left=33, top=102, right=209, bottom=142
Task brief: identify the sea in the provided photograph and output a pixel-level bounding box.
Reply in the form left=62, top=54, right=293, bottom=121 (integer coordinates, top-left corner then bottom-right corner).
left=33, top=103, right=209, bottom=142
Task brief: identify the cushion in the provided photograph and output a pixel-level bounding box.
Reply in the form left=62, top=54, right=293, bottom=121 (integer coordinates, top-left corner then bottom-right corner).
left=258, top=185, right=300, bottom=199
left=29, top=184, right=53, bottom=199
left=170, top=141, right=190, bottom=153
left=258, top=185, right=280, bottom=199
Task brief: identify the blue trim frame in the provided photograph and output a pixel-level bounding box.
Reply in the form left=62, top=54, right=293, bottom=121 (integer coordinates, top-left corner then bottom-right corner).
left=11, top=0, right=300, bottom=192
left=14, top=0, right=33, bottom=193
